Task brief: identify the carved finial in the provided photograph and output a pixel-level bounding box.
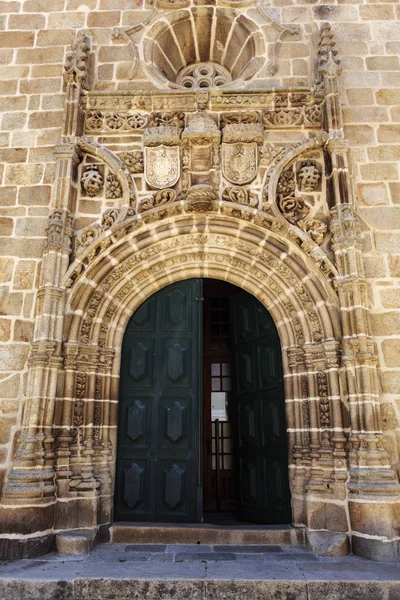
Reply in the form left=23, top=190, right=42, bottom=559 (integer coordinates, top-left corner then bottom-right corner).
left=63, top=31, right=92, bottom=88
left=318, top=23, right=342, bottom=79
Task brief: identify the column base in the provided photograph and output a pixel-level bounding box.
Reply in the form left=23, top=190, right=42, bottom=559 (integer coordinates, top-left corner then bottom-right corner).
left=352, top=534, right=400, bottom=562
left=349, top=497, right=400, bottom=561
left=0, top=533, right=54, bottom=560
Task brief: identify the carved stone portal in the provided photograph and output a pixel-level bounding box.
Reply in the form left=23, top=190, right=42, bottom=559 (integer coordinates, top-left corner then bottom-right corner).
left=1, top=19, right=399, bottom=565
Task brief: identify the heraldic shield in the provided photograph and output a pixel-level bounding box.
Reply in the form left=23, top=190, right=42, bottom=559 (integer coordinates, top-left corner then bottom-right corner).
left=144, top=145, right=180, bottom=189
left=222, top=142, right=258, bottom=185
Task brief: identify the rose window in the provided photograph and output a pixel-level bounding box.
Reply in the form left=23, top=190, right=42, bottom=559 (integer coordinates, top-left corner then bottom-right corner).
left=176, top=63, right=232, bottom=89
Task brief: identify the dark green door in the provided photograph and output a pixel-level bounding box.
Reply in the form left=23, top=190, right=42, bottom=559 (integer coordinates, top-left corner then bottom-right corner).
left=230, top=291, right=291, bottom=524
left=115, top=279, right=202, bottom=522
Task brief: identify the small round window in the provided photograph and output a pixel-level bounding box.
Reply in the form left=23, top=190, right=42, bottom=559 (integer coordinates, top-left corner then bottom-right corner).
left=176, top=63, right=232, bottom=89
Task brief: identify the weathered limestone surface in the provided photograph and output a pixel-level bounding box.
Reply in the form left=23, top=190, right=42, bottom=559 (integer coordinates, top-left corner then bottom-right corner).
left=0, top=0, right=399, bottom=562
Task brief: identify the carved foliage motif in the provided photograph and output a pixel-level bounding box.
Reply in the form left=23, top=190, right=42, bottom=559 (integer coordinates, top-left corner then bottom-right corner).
left=119, top=151, right=144, bottom=174
left=138, top=189, right=179, bottom=213
left=222, top=186, right=258, bottom=208
left=75, top=207, right=135, bottom=254
left=85, top=111, right=148, bottom=133
left=220, top=112, right=259, bottom=127
left=263, top=105, right=322, bottom=128
left=148, top=112, right=185, bottom=129
left=106, top=173, right=123, bottom=199
left=73, top=373, right=86, bottom=443
left=299, top=219, right=327, bottom=246
left=301, top=375, right=311, bottom=447
left=317, top=372, right=331, bottom=429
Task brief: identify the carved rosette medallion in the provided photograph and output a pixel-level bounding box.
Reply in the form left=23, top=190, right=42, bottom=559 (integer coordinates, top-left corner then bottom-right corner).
left=144, top=145, right=180, bottom=189
left=222, top=142, right=258, bottom=185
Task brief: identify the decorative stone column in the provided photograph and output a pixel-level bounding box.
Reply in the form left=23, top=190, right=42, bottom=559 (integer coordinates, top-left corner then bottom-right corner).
left=319, top=21, right=400, bottom=558
left=0, top=33, right=91, bottom=558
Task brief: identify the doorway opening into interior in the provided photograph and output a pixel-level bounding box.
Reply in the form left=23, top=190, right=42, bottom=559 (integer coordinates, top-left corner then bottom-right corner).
left=114, top=278, right=291, bottom=525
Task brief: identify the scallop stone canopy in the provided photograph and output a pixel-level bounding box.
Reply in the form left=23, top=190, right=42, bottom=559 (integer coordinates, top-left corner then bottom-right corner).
left=143, top=7, right=266, bottom=88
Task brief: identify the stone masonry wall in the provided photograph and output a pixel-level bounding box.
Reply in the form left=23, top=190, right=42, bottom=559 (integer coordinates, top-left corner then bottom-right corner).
left=0, top=0, right=399, bottom=498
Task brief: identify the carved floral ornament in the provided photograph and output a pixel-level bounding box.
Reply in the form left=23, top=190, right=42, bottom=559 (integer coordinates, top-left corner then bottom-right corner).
left=66, top=223, right=339, bottom=353
left=70, top=130, right=340, bottom=282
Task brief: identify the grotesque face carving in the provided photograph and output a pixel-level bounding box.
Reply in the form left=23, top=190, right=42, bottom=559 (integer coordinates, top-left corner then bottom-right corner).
left=81, top=167, right=104, bottom=197
left=297, top=161, right=321, bottom=193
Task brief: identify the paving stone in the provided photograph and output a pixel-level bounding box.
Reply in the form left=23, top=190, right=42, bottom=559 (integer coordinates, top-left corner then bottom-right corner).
left=175, top=552, right=237, bottom=562
left=148, top=552, right=174, bottom=562
left=124, top=544, right=166, bottom=553
left=214, top=544, right=283, bottom=553
left=166, top=544, right=213, bottom=553
left=86, top=552, right=153, bottom=562
left=263, top=552, right=318, bottom=562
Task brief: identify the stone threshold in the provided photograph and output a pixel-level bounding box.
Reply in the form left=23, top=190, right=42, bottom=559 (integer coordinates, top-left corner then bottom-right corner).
left=110, top=522, right=306, bottom=546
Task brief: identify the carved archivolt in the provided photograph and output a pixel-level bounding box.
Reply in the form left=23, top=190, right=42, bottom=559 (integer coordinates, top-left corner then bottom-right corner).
left=52, top=214, right=345, bottom=522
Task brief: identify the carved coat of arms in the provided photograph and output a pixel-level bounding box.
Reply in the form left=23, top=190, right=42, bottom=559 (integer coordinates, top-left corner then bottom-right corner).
left=222, top=142, right=258, bottom=185
left=144, top=145, right=180, bottom=189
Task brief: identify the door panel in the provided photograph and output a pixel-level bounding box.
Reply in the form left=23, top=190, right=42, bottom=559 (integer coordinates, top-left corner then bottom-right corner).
left=230, top=291, right=291, bottom=524
left=115, top=279, right=202, bottom=522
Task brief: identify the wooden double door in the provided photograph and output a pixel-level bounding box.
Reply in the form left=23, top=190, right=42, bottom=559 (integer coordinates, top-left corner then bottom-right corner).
left=114, top=279, right=291, bottom=524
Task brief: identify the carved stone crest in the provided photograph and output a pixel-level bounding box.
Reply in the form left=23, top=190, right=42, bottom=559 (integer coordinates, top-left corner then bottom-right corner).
left=144, top=145, right=180, bottom=189
left=222, top=142, right=258, bottom=185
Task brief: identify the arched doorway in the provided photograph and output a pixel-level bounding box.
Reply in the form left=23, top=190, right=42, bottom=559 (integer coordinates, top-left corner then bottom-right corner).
left=114, top=278, right=291, bottom=524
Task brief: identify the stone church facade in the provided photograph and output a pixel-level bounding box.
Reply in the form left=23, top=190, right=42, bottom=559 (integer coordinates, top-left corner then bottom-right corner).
left=0, top=0, right=400, bottom=562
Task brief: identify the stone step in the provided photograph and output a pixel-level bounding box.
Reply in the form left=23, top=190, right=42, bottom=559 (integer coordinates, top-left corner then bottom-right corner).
left=110, top=522, right=306, bottom=546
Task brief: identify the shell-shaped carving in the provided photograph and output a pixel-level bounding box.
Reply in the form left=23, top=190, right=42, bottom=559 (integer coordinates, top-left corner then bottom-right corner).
left=143, top=7, right=265, bottom=88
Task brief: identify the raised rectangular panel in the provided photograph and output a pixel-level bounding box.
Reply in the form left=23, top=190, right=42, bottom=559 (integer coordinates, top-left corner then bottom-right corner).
left=128, top=341, right=153, bottom=385
left=123, top=461, right=146, bottom=511
left=239, top=457, right=258, bottom=506
left=164, top=463, right=185, bottom=509
left=164, top=288, right=190, bottom=330
left=164, top=400, right=186, bottom=444
left=257, top=342, right=278, bottom=389
left=131, top=298, right=155, bottom=331
left=256, top=305, right=275, bottom=336
left=266, top=458, right=286, bottom=509
left=261, top=400, right=281, bottom=448
left=237, top=351, right=253, bottom=391
left=126, top=399, right=148, bottom=446
left=236, top=305, right=252, bottom=343
left=162, top=340, right=191, bottom=388
left=240, top=399, right=257, bottom=445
